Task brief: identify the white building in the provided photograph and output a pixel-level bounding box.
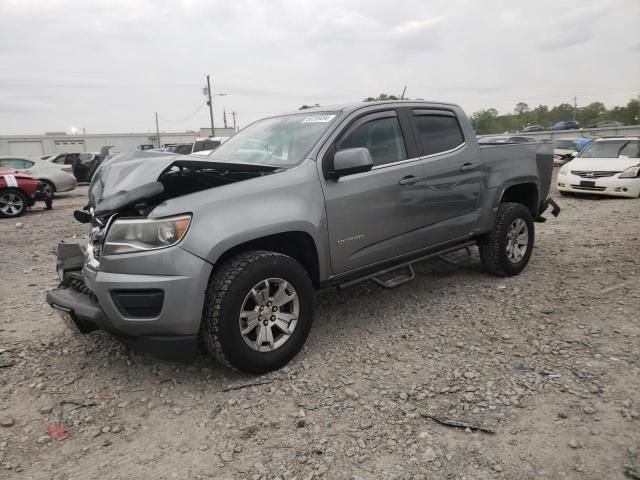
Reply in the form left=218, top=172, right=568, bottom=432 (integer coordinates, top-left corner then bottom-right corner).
left=0, top=128, right=236, bottom=157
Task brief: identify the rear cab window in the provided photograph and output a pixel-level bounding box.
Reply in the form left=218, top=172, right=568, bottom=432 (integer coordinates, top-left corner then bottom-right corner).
left=412, top=109, right=465, bottom=156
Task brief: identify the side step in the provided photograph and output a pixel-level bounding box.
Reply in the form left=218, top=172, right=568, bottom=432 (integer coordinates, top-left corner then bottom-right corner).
left=437, top=246, right=473, bottom=265
left=338, top=241, right=476, bottom=290
left=371, top=264, right=415, bottom=289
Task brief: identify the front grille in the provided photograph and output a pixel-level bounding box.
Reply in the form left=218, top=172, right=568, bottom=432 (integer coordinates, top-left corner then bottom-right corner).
left=570, top=185, right=606, bottom=191
left=571, top=170, right=620, bottom=178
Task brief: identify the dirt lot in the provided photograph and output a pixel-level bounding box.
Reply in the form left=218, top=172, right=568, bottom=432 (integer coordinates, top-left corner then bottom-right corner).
left=1, top=178, right=639, bottom=480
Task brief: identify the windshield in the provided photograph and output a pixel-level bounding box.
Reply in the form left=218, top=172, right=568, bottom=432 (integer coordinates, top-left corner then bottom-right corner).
left=554, top=140, right=577, bottom=150
left=580, top=140, right=640, bottom=159
left=208, top=112, right=339, bottom=167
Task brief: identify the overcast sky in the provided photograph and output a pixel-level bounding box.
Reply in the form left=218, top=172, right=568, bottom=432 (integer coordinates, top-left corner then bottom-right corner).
left=1, top=0, right=638, bottom=135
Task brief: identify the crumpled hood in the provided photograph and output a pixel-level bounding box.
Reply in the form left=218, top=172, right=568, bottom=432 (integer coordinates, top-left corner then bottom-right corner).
left=88, top=149, right=278, bottom=216
left=567, top=156, right=640, bottom=172
left=89, top=150, right=178, bottom=211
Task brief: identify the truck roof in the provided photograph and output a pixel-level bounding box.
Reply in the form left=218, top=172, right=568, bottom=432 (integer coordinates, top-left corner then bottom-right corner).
left=284, top=100, right=462, bottom=117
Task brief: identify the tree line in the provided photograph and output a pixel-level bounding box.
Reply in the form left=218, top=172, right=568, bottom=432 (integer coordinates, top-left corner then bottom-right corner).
left=298, top=94, right=640, bottom=134
left=471, top=97, right=639, bottom=134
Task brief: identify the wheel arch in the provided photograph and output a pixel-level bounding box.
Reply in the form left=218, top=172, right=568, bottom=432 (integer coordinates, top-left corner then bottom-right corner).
left=38, top=178, right=56, bottom=191
left=213, top=231, right=321, bottom=287
left=499, top=182, right=539, bottom=215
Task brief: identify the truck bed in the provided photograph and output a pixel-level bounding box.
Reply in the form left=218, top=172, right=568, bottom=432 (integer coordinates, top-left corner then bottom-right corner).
left=479, top=141, right=554, bottom=205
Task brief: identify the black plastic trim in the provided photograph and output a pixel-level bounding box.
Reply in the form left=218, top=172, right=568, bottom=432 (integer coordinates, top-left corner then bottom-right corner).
left=110, top=289, right=164, bottom=319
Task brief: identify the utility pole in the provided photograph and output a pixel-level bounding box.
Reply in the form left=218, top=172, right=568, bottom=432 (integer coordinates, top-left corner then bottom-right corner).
left=232, top=111, right=237, bottom=131
left=573, top=96, right=577, bottom=121
left=155, top=112, right=161, bottom=148
left=206, top=75, right=215, bottom=137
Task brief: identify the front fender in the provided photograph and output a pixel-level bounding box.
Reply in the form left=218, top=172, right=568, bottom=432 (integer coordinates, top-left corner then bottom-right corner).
left=152, top=160, right=330, bottom=280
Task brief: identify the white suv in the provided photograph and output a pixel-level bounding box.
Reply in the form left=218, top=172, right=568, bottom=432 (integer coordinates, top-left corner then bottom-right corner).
left=557, top=137, right=640, bottom=198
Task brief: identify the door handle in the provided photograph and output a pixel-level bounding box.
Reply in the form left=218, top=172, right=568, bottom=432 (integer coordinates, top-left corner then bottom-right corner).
left=399, top=175, right=421, bottom=185
left=460, top=163, right=479, bottom=172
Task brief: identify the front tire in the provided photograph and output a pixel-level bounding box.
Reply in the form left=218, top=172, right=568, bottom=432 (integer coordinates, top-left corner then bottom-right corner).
left=201, top=250, right=314, bottom=374
left=0, top=188, right=28, bottom=218
left=478, top=202, right=534, bottom=277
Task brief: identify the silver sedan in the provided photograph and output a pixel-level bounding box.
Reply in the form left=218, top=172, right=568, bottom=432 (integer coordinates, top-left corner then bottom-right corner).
left=0, top=156, right=77, bottom=197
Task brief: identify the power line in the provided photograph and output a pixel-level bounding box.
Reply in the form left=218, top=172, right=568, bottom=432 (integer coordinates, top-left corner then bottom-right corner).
left=157, top=101, right=207, bottom=123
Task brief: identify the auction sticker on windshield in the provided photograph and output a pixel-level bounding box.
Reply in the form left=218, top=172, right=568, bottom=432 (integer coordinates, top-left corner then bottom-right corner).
left=302, top=115, right=336, bottom=123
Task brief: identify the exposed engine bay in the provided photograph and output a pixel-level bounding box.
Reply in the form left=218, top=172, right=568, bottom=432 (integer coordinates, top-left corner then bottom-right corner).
left=80, top=151, right=280, bottom=222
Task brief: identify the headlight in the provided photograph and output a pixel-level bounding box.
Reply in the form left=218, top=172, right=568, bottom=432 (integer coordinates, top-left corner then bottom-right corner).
left=559, top=164, right=570, bottom=175
left=103, top=214, right=191, bottom=255
left=619, top=164, right=640, bottom=179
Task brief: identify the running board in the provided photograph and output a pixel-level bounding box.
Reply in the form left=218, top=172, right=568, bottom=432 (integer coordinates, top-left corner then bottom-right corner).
left=371, top=264, right=415, bottom=289
left=338, top=241, right=476, bottom=290
left=437, top=246, right=473, bottom=265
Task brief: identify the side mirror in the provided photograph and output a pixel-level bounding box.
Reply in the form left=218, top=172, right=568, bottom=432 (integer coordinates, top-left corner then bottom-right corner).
left=571, top=151, right=579, bottom=157
left=330, top=148, right=374, bottom=178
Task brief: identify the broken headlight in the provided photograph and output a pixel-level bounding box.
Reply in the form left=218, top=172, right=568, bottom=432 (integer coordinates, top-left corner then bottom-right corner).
left=103, top=214, right=191, bottom=255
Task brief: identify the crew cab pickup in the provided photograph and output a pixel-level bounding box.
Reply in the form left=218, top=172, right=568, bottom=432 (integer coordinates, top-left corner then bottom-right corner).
left=46, top=101, right=560, bottom=373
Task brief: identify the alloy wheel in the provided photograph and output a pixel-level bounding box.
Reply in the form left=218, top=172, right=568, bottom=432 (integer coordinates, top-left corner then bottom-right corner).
left=238, top=278, right=299, bottom=352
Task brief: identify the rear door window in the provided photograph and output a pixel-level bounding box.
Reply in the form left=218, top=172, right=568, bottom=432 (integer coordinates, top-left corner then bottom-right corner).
left=412, top=111, right=465, bottom=156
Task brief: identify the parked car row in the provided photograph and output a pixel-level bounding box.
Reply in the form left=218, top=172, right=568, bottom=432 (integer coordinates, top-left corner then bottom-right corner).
left=521, top=120, right=625, bottom=132
left=478, top=135, right=537, bottom=144
left=557, top=137, right=640, bottom=198
left=0, top=156, right=77, bottom=198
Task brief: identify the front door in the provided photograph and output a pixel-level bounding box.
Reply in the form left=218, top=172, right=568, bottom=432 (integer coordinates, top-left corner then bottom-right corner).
left=321, top=110, right=428, bottom=275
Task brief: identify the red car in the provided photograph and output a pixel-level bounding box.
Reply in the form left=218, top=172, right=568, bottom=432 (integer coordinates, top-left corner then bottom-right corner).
left=0, top=167, right=52, bottom=218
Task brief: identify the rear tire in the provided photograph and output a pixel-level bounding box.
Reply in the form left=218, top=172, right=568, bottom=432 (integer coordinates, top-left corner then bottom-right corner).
left=478, top=202, right=534, bottom=277
left=0, top=188, right=28, bottom=218
left=201, top=250, right=314, bottom=374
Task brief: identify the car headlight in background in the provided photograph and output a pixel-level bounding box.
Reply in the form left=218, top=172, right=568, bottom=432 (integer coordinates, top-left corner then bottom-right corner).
left=558, top=164, right=570, bottom=175
left=619, top=164, right=640, bottom=179
left=103, top=214, right=191, bottom=255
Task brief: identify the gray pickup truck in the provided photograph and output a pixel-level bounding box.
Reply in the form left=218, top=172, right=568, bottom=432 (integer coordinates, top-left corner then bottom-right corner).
left=46, top=101, right=559, bottom=373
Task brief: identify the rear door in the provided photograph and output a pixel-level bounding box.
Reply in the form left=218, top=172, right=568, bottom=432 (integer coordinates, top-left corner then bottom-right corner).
left=322, top=109, right=428, bottom=274
left=410, top=109, right=482, bottom=246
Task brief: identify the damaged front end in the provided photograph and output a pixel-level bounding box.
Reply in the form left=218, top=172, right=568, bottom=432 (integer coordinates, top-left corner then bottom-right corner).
left=46, top=150, right=280, bottom=362
left=87, top=150, right=280, bottom=220
left=75, top=151, right=280, bottom=268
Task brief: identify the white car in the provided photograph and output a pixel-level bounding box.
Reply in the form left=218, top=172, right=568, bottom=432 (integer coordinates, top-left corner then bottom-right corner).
left=0, top=156, right=77, bottom=198
left=557, top=137, right=640, bottom=198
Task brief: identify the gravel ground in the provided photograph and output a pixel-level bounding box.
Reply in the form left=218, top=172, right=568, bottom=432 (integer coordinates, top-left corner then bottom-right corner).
left=1, top=176, right=639, bottom=480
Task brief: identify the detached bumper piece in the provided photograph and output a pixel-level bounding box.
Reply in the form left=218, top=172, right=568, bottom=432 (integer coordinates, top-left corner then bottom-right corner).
left=46, top=248, right=197, bottom=363
left=535, top=197, right=561, bottom=223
